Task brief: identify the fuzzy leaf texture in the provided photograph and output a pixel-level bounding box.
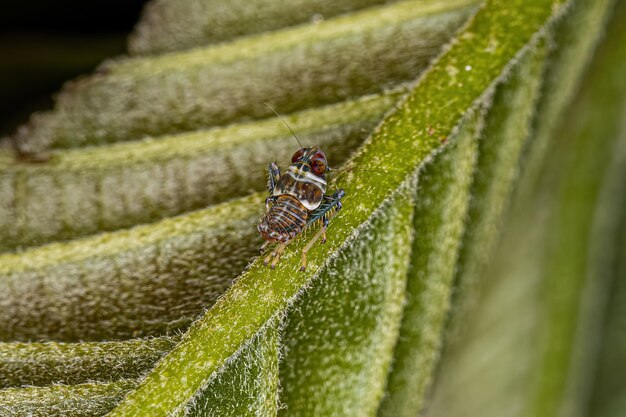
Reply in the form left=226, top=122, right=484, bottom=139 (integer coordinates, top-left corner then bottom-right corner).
left=379, top=33, right=549, bottom=417
left=0, top=88, right=406, bottom=252
left=108, top=0, right=571, bottom=415
left=9, top=0, right=478, bottom=154
left=0, top=0, right=622, bottom=416
left=129, top=0, right=407, bottom=55
left=425, top=1, right=622, bottom=417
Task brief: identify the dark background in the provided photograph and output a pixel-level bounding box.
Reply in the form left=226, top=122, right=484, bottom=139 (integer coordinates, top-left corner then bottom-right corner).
left=0, top=0, right=150, bottom=137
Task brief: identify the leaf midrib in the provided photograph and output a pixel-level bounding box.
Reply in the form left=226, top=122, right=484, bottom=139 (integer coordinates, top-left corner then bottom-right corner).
left=109, top=0, right=567, bottom=414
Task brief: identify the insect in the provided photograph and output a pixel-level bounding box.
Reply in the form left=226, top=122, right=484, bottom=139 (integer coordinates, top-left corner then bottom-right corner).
left=258, top=108, right=345, bottom=271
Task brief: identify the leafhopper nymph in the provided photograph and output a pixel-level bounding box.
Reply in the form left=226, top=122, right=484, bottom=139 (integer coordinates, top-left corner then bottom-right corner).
left=257, top=106, right=345, bottom=270
left=258, top=145, right=345, bottom=270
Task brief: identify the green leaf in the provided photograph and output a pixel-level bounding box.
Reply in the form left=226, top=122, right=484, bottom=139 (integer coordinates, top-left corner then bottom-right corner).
left=174, top=317, right=281, bottom=417
left=587, top=19, right=626, bottom=406
left=129, top=0, right=405, bottom=55
left=589, top=211, right=626, bottom=417
left=575, top=112, right=626, bottom=417
left=0, top=337, right=177, bottom=388
left=0, top=194, right=262, bottom=341
left=0, top=88, right=402, bottom=252
left=276, top=163, right=418, bottom=416
left=283, top=95, right=481, bottom=417
left=3, top=0, right=618, bottom=415
left=424, top=0, right=623, bottom=415
left=378, top=33, right=549, bottom=417
left=0, top=381, right=136, bottom=417
left=106, top=0, right=568, bottom=415
left=12, top=0, right=476, bottom=154
left=515, top=0, right=617, bottom=203
left=531, top=3, right=626, bottom=414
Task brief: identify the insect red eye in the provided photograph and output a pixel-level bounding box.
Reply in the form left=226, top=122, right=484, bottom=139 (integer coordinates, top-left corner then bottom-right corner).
left=291, top=149, right=305, bottom=163
left=311, top=159, right=326, bottom=175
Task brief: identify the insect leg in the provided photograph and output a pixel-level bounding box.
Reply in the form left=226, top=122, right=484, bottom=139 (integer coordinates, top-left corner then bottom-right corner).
left=270, top=242, right=290, bottom=269
left=300, top=226, right=326, bottom=271
left=259, top=240, right=273, bottom=254
left=267, top=162, right=281, bottom=195
left=324, top=189, right=346, bottom=211
left=307, top=189, right=345, bottom=226
left=263, top=246, right=278, bottom=266
left=300, top=189, right=345, bottom=271
left=262, top=241, right=290, bottom=269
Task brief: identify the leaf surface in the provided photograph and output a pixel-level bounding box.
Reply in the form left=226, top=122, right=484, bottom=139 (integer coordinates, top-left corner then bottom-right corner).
left=129, top=0, right=405, bottom=55
left=12, top=0, right=476, bottom=153
left=379, top=34, right=548, bottom=417
left=0, top=88, right=401, bottom=252
left=106, top=0, right=568, bottom=415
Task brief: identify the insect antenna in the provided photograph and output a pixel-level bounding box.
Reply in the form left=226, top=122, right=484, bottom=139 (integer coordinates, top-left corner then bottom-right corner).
left=327, top=166, right=396, bottom=175
left=264, top=102, right=304, bottom=148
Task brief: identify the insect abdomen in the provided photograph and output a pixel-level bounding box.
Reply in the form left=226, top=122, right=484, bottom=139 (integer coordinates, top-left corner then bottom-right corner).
left=258, top=195, right=308, bottom=243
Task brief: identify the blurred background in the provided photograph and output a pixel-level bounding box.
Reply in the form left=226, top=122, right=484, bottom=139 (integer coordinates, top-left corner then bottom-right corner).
left=0, top=0, right=148, bottom=137
left=0, top=0, right=623, bottom=416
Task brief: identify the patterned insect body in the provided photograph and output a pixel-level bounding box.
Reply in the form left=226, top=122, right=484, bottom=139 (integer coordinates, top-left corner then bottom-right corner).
left=257, top=195, right=309, bottom=243
left=258, top=146, right=345, bottom=270
left=273, top=155, right=327, bottom=210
